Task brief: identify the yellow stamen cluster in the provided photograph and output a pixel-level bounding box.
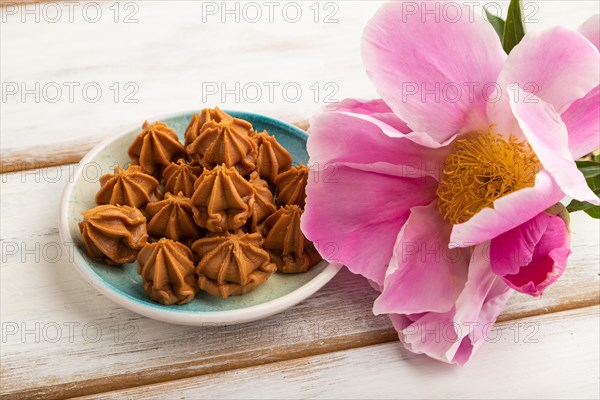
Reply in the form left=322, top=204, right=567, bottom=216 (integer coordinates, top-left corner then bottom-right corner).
left=437, top=127, right=540, bottom=225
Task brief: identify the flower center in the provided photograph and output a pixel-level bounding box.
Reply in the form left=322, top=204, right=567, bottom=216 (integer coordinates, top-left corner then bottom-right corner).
left=436, top=126, right=540, bottom=225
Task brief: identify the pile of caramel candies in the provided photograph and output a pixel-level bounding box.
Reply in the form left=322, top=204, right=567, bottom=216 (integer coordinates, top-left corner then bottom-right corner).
left=78, top=107, right=321, bottom=305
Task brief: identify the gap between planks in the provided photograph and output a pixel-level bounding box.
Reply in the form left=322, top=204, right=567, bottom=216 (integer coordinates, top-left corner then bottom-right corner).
left=1, top=0, right=58, bottom=6
left=0, top=121, right=310, bottom=174
left=5, top=298, right=599, bottom=400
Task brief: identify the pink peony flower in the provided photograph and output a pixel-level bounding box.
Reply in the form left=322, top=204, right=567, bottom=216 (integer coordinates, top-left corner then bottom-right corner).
left=490, top=207, right=571, bottom=296
left=303, top=2, right=599, bottom=364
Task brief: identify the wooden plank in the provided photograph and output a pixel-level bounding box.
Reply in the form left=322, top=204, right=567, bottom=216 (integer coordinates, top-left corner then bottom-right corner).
left=81, top=307, right=600, bottom=400
left=1, top=0, right=41, bottom=5
left=1, top=165, right=598, bottom=399
left=1, top=141, right=100, bottom=173
left=0, top=1, right=381, bottom=153
left=1, top=1, right=596, bottom=155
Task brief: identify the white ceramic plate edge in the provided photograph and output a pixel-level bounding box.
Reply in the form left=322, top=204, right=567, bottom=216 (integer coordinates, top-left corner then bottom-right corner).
left=58, top=112, right=342, bottom=326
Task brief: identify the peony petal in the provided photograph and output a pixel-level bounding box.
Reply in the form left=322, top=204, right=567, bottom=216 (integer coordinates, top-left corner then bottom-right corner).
left=451, top=245, right=513, bottom=365
left=324, top=98, right=392, bottom=114
left=508, top=84, right=599, bottom=205
left=450, top=170, right=565, bottom=247
left=323, top=98, right=411, bottom=133
left=399, top=308, right=457, bottom=363
left=492, top=213, right=571, bottom=296
left=451, top=269, right=513, bottom=365
left=490, top=27, right=600, bottom=135
left=308, top=109, right=452, bottom=180
left=490, top=212, right=549, bottom=276
left=362, top=1, right=506, bottom=142
left=397, top=244, right=512, bottom=365
left=373, top=201, right=470, bottom=315
left=578, top=14, right=600, bottom=50
left=561, top=85, right=600, bottom=159
left=302, top=165, right=438, bottom=286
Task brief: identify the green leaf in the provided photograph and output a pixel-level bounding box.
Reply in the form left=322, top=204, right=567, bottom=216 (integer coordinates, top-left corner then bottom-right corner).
left=575, top=160, right=600, bottom=179
left=567, top=198, right=596, bottom=213
left=584, top=206, right=600, bottom=218
left=485, top=8, right=506, bottom=41
left=503, top=0, right=526, bottom=54
left=567, top=159, right=600, bottom=218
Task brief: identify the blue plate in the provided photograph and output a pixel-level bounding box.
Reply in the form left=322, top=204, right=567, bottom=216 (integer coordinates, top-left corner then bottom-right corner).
left=59, top=111, right=341, bottom=325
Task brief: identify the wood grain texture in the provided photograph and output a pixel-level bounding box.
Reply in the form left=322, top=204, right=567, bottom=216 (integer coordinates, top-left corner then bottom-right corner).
left=81, top=307, right=600, bottom=400
left=0, top=165, right=598, bottom=399
left=1, top=140, right=100, bottom=173
left=1, top=0, right=40, bottom=5
left=0, top=1, right=381, bottom=153
left=2, top=1, right=597, bottom=154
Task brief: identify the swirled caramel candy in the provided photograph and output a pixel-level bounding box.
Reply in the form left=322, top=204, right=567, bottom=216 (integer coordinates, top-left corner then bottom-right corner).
left=251, top=130, right=292, bottom=182
left=128, top=121, right=186, bottom=175
left=191, top=165, right=255, bottom=233
left=191, top=232, right=276, bottom=298
left=161, top=158, right=202, bottom=198
left=79, top=204, right=148, bottom=264
left=185, top=109, right=257, bottom=175
left=184, top=107, right=252, bottom=146
left=248, top=172, right=276, bottom=232
left=146, top=192, right=201, bottom=242
left=95, top=165, right=160, bottom=208
left=137, top=238, right=197, bottom=305
left=274, top=165, right=308, bottom=208
left=263, top=205, right=321, bottom=273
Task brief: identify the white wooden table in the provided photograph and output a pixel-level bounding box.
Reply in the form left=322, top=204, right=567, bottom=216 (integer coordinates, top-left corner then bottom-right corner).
left=1, top=1, right=599, bottom=398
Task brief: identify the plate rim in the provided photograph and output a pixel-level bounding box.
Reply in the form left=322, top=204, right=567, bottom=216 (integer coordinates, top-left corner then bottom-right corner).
left=58, top=110, right=342, bottom=326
